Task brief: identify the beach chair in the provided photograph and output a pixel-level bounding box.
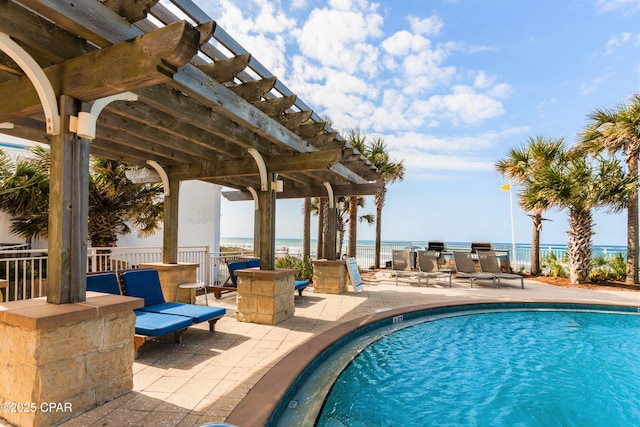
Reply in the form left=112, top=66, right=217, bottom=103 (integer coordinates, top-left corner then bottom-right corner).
left=213, top=258, right=309, bottom=298
left=416, top=250, right=452, bottom=287
left=86, top=272, right=194, bottom=354
left=391, top=249, right=423, bottom=285
left=119, top=269, right=226, bottom=332
left=452, top=251, right=498, bottom=288
left=476, top=250, right=524, bottom=289
left=212, top=258, right=260, bottom=298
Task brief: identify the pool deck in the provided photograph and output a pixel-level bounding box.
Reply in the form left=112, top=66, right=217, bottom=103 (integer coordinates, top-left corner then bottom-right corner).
left=23, top=273, right=640, bottom=426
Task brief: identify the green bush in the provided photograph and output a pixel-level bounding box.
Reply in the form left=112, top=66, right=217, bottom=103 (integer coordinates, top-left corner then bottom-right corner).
left=541, top=252, right=568, bottom=278
left=275, top=255, right=313, bottom=281
left=589, top=252, right=626, bottom=282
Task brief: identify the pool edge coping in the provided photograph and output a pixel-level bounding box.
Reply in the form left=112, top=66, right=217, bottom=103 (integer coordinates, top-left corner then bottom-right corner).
left=224, top=297, right=639, bottom=427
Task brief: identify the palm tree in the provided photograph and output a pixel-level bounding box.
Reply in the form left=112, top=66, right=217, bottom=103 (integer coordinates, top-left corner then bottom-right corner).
left=88, top=158, right=164, bottom=248
left=0, top=147, right=164, bottom=249
left=364, top=137, right=405, bottom=268
left=495, top=136, right=565, bottom=275
left=0, top=146, right=50, bottom=244
left=576, top=93, right=640, bottom=284
left=335, top=196, right=373, bottom=258
left=346, top=128, right=368, bottom=258
left=524, top=150, right=631, bottom=284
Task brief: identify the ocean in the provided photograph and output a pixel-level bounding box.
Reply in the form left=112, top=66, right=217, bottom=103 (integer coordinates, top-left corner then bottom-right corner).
left=220, top=237, right=627, bottom=270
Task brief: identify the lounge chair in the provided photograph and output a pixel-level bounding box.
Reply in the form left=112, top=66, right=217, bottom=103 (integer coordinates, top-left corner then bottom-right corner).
left=416, top=250, right=452, bottom=287
left=452, top=251, right=498, bottom=288
left=391, top=249, right=423, bottom=285
left=213, top=258, right=309, bottom=298
left=476, top=250, right=524, bottom=289
left=119, top=269, right=226, bottom=332
left=212, top=258, right=260, bottom=298
left=86, top=272, right=194, bottom=353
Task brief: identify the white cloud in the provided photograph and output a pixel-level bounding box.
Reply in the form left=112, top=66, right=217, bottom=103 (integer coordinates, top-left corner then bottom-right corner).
left=408, top=15, right=444, bottom=36
left=595, top=0, right=640, bottom=13
left=381, top=31, right=431, bottom=56
left=411, top=86, right=505, bottom=126
left=605, top=32, right=640, bottom=54
left=295, top=5, right=383, bottom=73
left=473, top=71, right=496, bottom=89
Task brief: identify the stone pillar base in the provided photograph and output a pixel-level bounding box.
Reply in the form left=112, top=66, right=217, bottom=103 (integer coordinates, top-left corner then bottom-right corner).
left=138, top=262, right=198, bottom=303
left=0, top=293, right=142, bottom=426
left=312, top=260, right=347, bottom=294
left=235, top=269, right=296, bottom=325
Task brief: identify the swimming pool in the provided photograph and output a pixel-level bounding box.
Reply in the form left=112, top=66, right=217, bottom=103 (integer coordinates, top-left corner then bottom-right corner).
left=274, top=304, right=640, bottom=427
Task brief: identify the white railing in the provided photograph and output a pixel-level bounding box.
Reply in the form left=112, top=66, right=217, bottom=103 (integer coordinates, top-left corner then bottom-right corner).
left=0, top=243, right=628, bottom=302
left=1, top=246, right=254, bottom=302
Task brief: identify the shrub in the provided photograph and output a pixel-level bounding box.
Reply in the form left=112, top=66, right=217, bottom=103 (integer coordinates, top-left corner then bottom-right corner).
left=541, top=252, right=567, bottom=278
left=275, top=255, right=313, bottom=281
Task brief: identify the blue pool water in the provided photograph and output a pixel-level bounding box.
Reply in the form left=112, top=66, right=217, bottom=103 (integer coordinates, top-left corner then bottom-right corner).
left=311, top=310, right=640, bottom=427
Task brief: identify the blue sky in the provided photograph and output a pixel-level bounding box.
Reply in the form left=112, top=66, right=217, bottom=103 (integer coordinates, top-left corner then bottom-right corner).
left=195, top=0, right=640, bottom=246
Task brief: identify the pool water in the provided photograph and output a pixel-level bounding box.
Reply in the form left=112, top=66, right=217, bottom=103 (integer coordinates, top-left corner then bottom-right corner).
left=316, top=310, right=640, bottom=427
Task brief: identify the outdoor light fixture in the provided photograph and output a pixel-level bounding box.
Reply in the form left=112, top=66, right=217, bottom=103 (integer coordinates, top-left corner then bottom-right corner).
left=271, top=179, right=283, bottom=193
left=75, top=92, right=138, bottom=140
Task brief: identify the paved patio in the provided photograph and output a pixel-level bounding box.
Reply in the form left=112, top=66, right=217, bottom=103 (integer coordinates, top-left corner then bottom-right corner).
left=10, top=272, right=640, bottom=426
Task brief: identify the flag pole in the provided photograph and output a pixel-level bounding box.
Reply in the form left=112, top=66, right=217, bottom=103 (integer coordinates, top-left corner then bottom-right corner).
left=508, top=182, right=516, bottom=264
left=501, top=182, right=517, bottom=265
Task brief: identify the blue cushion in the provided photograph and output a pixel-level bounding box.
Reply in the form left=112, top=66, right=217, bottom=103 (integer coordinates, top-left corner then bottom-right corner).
left=227, top=259, right=259, bottom=287
left=120, top=269, right=167, bottom=306
left=87, top=272, right=121, bottom=295
left=133, top=310, right=192, bottom=336
left=294, top=280, right=309, bottom=290
left=139, top=302, right=226, bottom=324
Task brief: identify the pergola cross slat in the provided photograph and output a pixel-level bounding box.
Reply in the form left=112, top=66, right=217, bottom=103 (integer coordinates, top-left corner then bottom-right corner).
left=0, top=0, right=380, bottom=302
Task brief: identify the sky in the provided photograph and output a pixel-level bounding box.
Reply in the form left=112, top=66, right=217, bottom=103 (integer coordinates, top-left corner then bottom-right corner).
left=201, top=0, right=640, bottom=246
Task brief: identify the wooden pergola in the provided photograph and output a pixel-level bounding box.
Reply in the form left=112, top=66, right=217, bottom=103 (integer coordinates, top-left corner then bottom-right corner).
left=0, top=0, right=380, bottom=304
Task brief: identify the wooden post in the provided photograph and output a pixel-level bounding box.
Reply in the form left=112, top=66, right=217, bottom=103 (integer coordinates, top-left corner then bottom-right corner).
left=303, top=197, right=311, bottom=259
left=324, top=199, right=337, bottom=261
left=162, top=178, right=180, bottom=264
left=258, top=173, right=276, bottom=270
left=316, top=199, right=325, bottom=259
left=253, top=201, right=261, bottom=258
left=47, top=95, right=89, bottom=304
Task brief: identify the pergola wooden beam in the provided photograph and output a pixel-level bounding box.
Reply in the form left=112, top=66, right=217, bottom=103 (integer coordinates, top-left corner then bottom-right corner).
left=222, top=182, right=384, bottom=201
left=197, top=53, right=251, bottom=83
left=0, top=20, right=205, bottom=118
left=167, top=149, right=345, bottom=180
left=253, top=95, right=296, bottom=116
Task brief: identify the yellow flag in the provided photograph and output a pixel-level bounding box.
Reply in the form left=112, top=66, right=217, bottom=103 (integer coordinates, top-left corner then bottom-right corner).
left=500, top=183, right=511, bottom=191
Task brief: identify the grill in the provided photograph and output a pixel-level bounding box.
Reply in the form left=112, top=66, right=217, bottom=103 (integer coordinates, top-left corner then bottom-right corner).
left=471, top=242, right=493, bottom=252
left=427, top=241, right=446, bottom=254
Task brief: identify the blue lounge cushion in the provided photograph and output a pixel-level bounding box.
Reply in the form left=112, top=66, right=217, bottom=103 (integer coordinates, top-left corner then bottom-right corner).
left=133, top=310, right=192, bottom=336
left=120, top=269, right=168, bottom=306
left=139, top=302, right=226, bottom=324
left=120, top=269, right=227, bottom=324
left=227, top=258, right=260, bottom=287
left=294, top=280, right=309, bottom=290
left=87, top=272, right=121, bottom=295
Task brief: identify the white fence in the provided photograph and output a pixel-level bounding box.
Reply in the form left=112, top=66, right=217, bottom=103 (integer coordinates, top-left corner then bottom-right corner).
left=0, top=246, right=255, bottom=302
left=0, top=243, right=626, bottom=302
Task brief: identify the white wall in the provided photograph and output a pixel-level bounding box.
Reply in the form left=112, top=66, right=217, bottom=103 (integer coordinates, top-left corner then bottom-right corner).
left=116, top=180, right=221, bottom=253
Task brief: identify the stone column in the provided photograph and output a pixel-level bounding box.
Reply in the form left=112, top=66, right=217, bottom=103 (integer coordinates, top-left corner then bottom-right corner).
left=312, top=260, right=348, bottom=294
left=235, top=268, right=296, bottom=325
left=0, top=293, right=142, bottom=426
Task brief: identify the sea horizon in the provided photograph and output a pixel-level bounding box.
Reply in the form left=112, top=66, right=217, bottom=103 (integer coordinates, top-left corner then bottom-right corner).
left=221, top=236, right=627, bottom=251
